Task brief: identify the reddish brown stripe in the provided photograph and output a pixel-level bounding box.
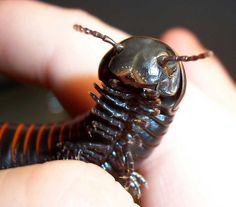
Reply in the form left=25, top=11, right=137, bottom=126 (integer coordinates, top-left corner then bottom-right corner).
left=59, top=124, right=65, bottom=142
left=36, top=124, right=46, bottom=159
left=47, top=124, right=56, bottom=153
left=11, top=124, right=24, bottom=163
left=0, top=123, right=8, bottom=141
left=23, top=124, right=35, bottom=160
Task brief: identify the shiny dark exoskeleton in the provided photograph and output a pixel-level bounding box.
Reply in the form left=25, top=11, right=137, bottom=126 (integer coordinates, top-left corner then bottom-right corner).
left=0, top=25, right=211, bottom=200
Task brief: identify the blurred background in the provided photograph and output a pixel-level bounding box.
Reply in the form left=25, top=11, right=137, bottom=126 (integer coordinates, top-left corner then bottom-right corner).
left=0, top=0, right=235, bottom=123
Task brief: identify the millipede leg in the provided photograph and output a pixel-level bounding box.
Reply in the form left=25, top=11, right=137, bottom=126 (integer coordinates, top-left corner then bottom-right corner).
left=91, top=108, right=124, bottom=129
left=118, top=150, right=147, bottom=200
left=56, top=141, right=112, bottom=165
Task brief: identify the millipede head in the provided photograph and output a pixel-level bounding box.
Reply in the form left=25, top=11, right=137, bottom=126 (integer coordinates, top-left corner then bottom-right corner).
left=74, top=25, right=212, bottom=96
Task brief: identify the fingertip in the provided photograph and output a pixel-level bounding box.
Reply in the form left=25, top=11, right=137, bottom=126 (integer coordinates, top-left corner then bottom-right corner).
left=0, top=161, right=136, bottom=207
left=160, top=27, right=236, bottom=114
left=160, top=27, right=206, bottom=54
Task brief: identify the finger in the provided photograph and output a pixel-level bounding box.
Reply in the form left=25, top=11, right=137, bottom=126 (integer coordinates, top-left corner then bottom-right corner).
left=141, top=82, right=236, bottom=207
left=0, top=1, right=128, bottom=115
left=139, top=28, right=236, bottom=207
left=0, top=161, right=138, bottom=207
left=160, top=28, right=236, bottom=114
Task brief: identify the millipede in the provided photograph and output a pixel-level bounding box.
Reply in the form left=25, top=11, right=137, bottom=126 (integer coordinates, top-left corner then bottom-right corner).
left=0, top=25, right=212, bottom=200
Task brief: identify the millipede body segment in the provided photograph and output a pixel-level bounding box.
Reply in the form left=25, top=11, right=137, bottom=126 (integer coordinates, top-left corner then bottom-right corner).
left=0, top=25, right=211, bottom=200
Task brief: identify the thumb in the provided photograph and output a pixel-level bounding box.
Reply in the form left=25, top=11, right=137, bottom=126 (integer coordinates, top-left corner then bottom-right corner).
left=0, top=161, right=138, bottom=207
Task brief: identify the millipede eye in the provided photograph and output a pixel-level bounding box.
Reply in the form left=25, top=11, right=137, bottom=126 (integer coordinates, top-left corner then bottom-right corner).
left=157, top=55, right=176, bottom=77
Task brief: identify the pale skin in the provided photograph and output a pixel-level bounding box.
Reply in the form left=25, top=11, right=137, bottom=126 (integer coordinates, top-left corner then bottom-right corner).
left=0, top=1, right=236, bottom=207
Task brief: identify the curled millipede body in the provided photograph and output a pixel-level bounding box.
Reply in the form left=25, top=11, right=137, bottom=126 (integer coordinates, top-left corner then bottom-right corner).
left=0, top=25, right=211, bottom=200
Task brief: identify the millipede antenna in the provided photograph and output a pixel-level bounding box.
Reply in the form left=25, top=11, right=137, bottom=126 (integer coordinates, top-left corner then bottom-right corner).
left=73, top=24, right=124, bottom=52
left=159, top=51, right=213, bottom=66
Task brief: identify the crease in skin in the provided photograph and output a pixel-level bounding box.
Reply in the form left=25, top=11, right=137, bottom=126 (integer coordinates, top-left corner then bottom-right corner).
left=42, top=43, right=59, bottom=89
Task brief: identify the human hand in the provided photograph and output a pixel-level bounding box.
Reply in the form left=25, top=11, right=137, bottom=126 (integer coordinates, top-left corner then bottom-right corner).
left=0, top=1, right=235, bottom=207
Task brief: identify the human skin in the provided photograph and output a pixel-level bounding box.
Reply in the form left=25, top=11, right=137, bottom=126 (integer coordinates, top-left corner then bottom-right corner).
left=0, top=1, right=235, bottom=207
